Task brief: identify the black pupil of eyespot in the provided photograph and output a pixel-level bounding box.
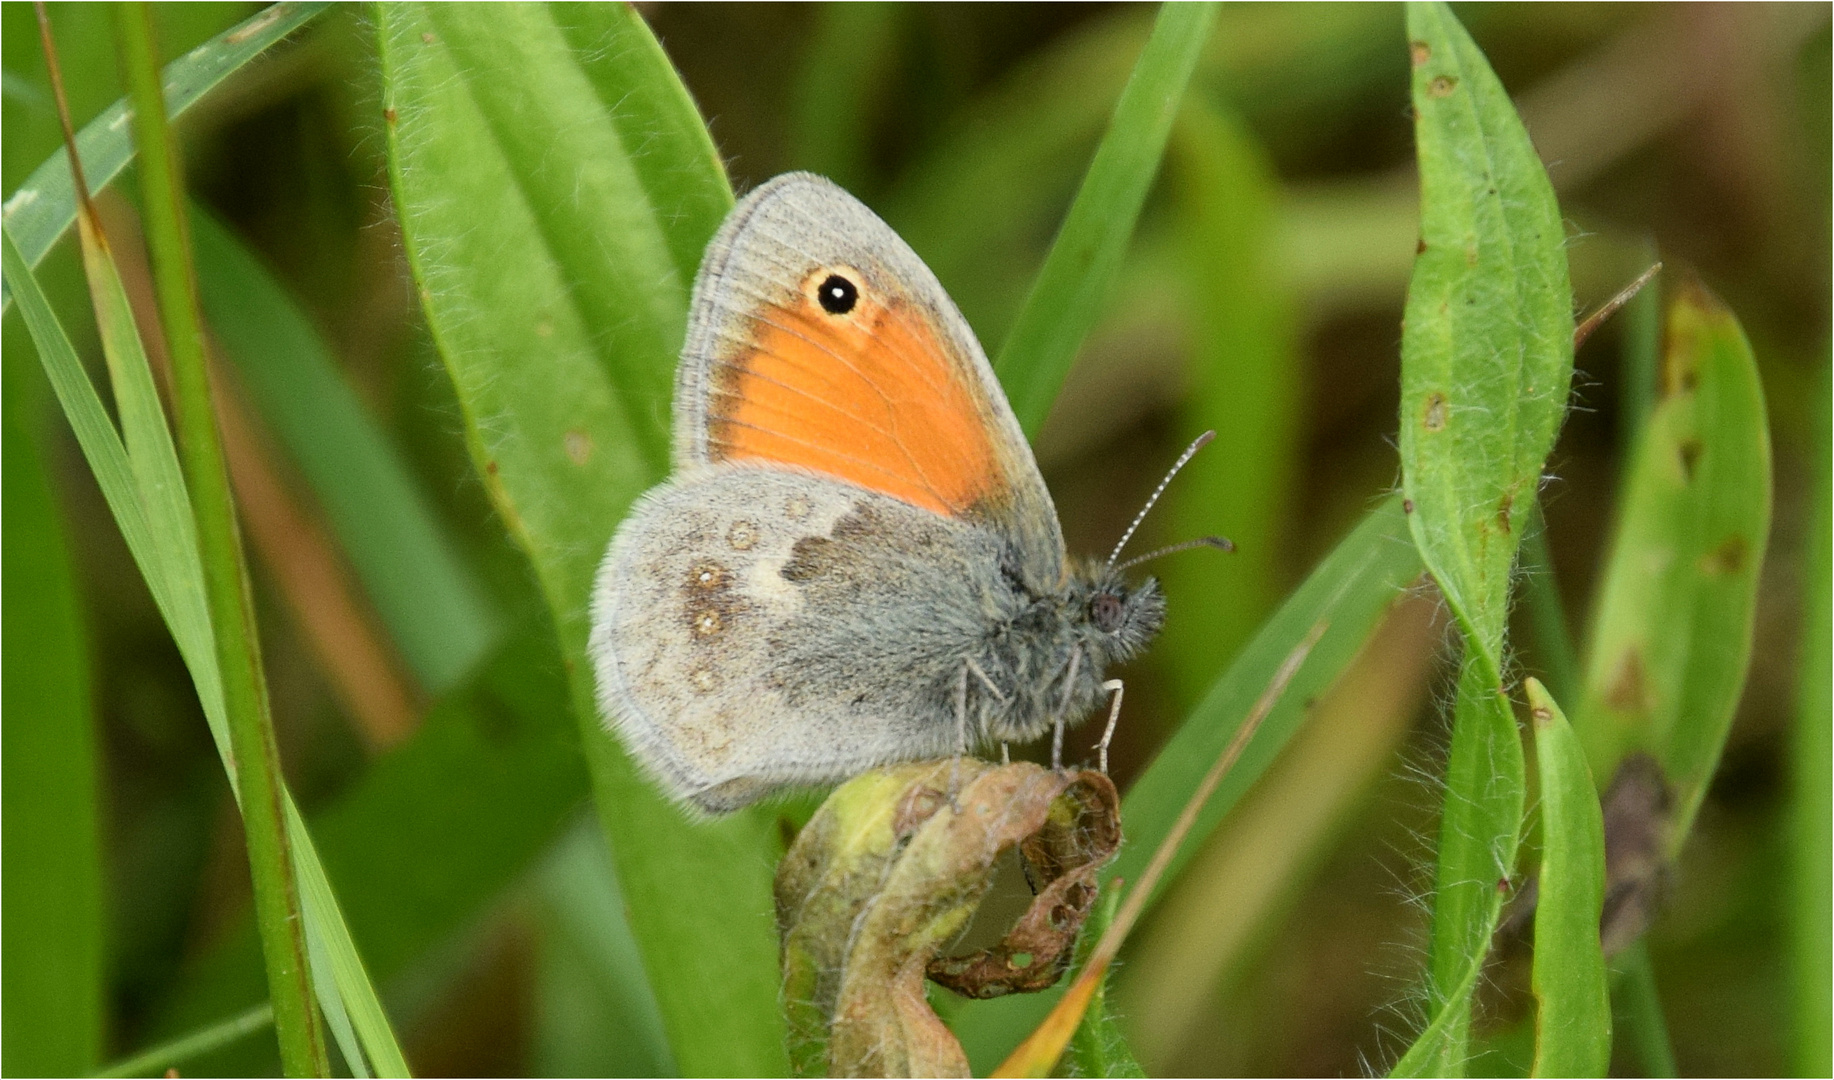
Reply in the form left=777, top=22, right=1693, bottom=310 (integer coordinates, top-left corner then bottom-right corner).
left=818, top=274, right=857, bottom=315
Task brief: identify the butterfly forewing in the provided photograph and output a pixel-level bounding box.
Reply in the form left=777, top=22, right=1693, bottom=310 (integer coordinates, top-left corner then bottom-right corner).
left=673, top=172, right=1065, bottom=587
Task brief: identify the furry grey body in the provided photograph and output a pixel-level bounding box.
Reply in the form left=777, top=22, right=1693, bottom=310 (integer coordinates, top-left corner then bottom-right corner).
left=589, top=173, right=1164, bottom=813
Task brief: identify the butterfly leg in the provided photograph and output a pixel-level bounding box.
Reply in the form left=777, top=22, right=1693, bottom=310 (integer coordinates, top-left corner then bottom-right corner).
left=947, top=662, right=970, bottom=810
left=1051, top=646, right=1083, bottom=772
left=1096, top=679, right=1125, bottom=774
left=1001, top=743, right=1010, bottom=764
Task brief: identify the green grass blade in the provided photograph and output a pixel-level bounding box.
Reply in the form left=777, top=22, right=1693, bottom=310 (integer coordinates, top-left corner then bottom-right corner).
left=1791, top=358, right=1831, bottom=1077
left=1160, top=95, right=1301, bottom=706
left=882, top=5, right=1406, bottom=357
left=70, top=213, right=226, bottom=748
left=377, top=6, right=788, bottom=1072
left=1, top=335, right=104, bottom=1076
left=0, top=1, right=329, bottom=309
left=1399, top=0, right=1575, bottom=669
left=189, top=206, right=499, bottom=694
left=1572, top=284, right=1772, bottom=846
left=1519, top=505, right=1580, bottom=704
left=1116, top=494, right=1422, bottom=904
left=954, top=495, right=1422, bottom=1069
left=117, top=8, right=327, bottom=1069
left=2, top=226, right=169, bottom=676
left=1525, top=679, right=1611, bottom=1078
left=147, top=621, right=592, bottom=1074
left=882, top=12, right=1151, bottom=351
left=95, top=1004, right=275, bottom=1079
left=995, top=0, right=1215, bottom=436
left=6, top=213, right=408, bottom=1079
left=1614, top=942, right=1677, bottom=1078
left=1619, top=244, right=1663, bottom=463
left=787, top=2, right=904, bottom=194
left=284, top=793, right=407, bottom=1077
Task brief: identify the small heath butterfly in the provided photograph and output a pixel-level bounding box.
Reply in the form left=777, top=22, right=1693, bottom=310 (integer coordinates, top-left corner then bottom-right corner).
left=589, top=173, right=1200, bottom=813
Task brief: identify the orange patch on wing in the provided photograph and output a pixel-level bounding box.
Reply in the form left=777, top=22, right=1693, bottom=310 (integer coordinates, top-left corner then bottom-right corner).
left=708, top=295, right=1002, bottom=518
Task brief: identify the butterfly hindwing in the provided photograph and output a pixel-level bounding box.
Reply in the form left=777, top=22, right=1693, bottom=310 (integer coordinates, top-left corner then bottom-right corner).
left=591, top=465, right=1007, bottom=812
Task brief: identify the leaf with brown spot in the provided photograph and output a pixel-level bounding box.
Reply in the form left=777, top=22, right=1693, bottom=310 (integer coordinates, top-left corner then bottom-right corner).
left=1573, top=282, right=1771, bottom=855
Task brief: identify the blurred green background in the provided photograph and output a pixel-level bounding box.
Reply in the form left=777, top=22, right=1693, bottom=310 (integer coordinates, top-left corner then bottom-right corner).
left=3, top=3, right=1827, bottom=1075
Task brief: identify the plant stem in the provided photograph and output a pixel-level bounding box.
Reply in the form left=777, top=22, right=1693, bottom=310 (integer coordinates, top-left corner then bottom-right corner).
left=113, top=5, right=328, bottom=1075
left=1790, top=358, right=1832, bottom=1077
left=1615, top=941, right=1678, bottom=1077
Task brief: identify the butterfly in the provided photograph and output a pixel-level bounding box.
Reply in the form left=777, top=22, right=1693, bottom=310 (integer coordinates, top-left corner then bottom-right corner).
left=588, top=172, right=1192, bottom=814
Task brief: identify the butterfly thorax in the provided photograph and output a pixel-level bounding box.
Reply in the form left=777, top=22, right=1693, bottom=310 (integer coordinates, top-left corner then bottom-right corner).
left=971, top=557, right=1165, bottom=746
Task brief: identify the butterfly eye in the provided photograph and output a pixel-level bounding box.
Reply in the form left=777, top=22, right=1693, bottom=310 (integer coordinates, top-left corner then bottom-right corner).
left=817, top=273, right=858, bottom=315
left=1091, top=592, right=1124, bottom=633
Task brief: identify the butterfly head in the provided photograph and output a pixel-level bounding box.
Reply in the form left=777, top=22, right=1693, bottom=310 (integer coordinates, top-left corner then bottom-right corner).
left=1066, top=559, right=1166, bottom=668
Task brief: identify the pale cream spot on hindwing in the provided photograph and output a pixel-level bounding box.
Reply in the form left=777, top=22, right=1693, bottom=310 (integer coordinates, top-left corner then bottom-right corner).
left=784, top=495, right=811, bottom=521
left=728, top=520, right=758, bottom=550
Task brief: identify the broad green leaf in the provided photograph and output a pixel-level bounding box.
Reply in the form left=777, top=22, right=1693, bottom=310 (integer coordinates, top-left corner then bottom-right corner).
left=411, top=1, right=687, bottom=468
left=547, top=2, right=733, bottom=292
left=0, top=1, right=329, bottom=309
left=376, top=6, right=789, bottom=1072
left=1791, top=358, right=1831, bottom=1077
left=953, top=495, right=1422, bottom=1070
left=1160, top=95, right=1300, bottom=707
left=190, top=206, right=499, bottom=694
left=1397, top=5, right=1568, bottom=1071
left=1525, top=679, right=1611, bottom=1078
left=1572, top=284, right=1772, bottom=845
left=1399, top=0, right=1574, bottom=671
left=1389, top=956, right=1488, bottom=1078
left=1, top=331, right=104, bottom=1076
left=1406, top=652, right=1525, bottom=1077
left=996, top=0, right=1216, bottom=435
left=2, top=228, right=407, bottom=1077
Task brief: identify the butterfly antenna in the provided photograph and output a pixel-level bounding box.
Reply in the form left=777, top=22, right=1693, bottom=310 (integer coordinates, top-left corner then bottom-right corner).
left=1106, top=430, right=1215, bottom=569
left=1115, top=535, right=1234, bottom=572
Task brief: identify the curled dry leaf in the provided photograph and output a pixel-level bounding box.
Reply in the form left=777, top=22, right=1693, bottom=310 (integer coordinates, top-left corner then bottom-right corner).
left=776, top=759, right=1121, bottom=1078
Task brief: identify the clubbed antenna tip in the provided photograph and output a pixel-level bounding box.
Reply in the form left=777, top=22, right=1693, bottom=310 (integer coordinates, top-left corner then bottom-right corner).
left=1106, top=430, right=1216, bottom=569
left=1115, top=535, right=1234, bottom=572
